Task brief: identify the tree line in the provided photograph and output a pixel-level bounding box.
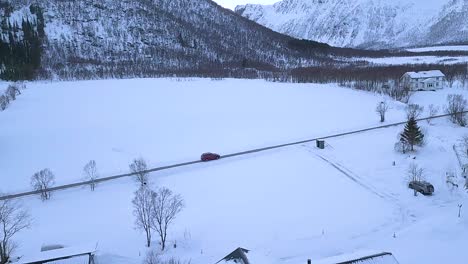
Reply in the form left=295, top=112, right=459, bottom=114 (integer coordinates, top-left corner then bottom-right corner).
left=0, top=4, right=45, bottom=81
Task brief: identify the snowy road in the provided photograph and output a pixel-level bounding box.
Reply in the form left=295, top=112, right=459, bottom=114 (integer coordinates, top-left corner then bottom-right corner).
left=1, top=111, right=465, bottom=201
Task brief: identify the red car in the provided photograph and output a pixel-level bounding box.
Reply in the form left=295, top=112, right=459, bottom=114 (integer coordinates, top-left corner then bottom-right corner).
left=201, top=152, right=221, bottom=162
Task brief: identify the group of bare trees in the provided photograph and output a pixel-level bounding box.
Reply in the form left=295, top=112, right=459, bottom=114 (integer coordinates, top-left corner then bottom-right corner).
left=0, top=198, right=31, bottom=264
left=445, top=94, right=467, bottom=127
left=0, top=83, right=23, bottom=111
left=133, top=186, right=184, bottom=251
left=27, top=157, right=152, bottom=201
left=407, top=163, right=425, bottom=183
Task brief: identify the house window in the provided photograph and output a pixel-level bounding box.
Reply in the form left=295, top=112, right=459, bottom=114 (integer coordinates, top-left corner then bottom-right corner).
left=436, top=82, right=439, bottom=87
left=415, top=83, right=418, bottom=88
left=428, top=83, right=434, bottom=88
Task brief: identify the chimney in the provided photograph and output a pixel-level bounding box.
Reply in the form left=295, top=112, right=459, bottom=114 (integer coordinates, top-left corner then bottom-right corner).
left=307, top=259, right=311, bottom=264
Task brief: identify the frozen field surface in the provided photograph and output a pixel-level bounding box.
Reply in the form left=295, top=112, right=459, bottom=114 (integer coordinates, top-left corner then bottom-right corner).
left=0, top=78, right=406, bottom=192
left=1, top=78, right=468, bottom=264
left=363, top=55, right=468, bottom=65
left=407, top=45, right=468, bottom=52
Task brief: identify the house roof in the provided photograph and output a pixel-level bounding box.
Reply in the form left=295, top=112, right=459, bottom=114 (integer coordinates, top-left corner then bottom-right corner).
left=19, top=245, right=96, bottom=264
left=421, top=78, right=437, bottom=83
left=314, top=251, right=399, bottom=264
left=406, top=70, right=445, bottom=79
left=216, top=248, right=250, bottom=264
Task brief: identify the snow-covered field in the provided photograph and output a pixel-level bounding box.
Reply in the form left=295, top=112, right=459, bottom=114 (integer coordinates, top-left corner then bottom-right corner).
left=408, top=45, right=468, bottom=52
left=1, top=78, right=468, bottom=264
left=363, top=56, right=468, bottom=65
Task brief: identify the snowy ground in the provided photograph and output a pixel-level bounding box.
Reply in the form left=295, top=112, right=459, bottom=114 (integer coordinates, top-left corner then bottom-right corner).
left=1, top=78, right=468, bottom=264
left=0, top=79, right=407, bottom=193
left=407, top=45, right=468, bottom=52
left=362, top=56, right=468, bottom=65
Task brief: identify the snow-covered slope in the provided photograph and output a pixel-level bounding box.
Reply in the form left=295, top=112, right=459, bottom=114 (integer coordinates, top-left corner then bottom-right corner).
left=236, top=0, right=468, bottom=49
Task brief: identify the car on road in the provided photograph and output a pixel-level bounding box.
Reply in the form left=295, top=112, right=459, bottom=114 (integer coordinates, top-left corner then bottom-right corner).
left=201, top=152, right=221, bottom=162
left=408, top=181, right=434, bottom=195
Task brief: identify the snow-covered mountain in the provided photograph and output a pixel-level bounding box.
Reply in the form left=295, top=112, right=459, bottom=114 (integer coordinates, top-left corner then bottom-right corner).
left=236, top=0, right=468, bottom=49
left=0, top=0, right=334, bottom=80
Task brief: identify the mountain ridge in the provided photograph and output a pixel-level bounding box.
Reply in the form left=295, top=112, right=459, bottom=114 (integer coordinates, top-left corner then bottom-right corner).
left=236, top=0, right=468, bottom=49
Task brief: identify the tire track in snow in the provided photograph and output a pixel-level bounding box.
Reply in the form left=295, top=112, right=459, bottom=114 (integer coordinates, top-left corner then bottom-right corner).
left=301, top=145, right=412, bottom=239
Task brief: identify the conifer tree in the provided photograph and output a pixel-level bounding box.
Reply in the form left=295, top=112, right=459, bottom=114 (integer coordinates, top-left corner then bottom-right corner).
left=400, top=117, right=424, bottom=151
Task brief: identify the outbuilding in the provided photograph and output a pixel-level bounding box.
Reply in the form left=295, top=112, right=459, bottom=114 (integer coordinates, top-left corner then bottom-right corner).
left=19, top=245, right=96, bottom=264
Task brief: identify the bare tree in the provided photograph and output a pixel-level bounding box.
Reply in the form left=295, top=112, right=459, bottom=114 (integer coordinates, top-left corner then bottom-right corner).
left=376, top=101, right=389, bottom=123
left=133, top=187, right=155, bottom=247
left=427, top=104, right=439, bottom=124
left=405, top=104, right=424, bottom=120
left=391, top=81, right=411, bottom=103
left=0, top=198, right=31, bottom=264
left=30, top=169, right=56, bottom=201
left=83, top=160, right=98, bottom=191
left=0, top=95, right=8, bottom=111
left=130, top=158, right=149, bottom=185
left=152, top=188, right=184, bottom=251
left=407, top=163, right=425, bottom=183
left=445, top=94, right=467, bottom=127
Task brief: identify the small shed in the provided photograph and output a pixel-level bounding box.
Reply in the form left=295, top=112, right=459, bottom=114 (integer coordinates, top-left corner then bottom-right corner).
left=19, top=245, right=96, bottom=264
left=316, top=139, right=325, bottom=149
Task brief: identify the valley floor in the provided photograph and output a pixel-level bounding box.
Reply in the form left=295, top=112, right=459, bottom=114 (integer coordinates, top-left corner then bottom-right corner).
left=0, top=78, right=467, bottom=264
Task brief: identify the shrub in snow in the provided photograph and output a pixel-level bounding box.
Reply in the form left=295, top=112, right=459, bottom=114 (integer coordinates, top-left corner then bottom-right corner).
left=130, top=158, right=149, bottom=186
left=445, top=94, right=467, bottom=127
left=427, top=104, right=439, bottom=124
left=462, top=135, right=468, bottom=158
left=144, top=249, right=161, bottom=264
left=30, top=168, right=56, bottom=201
left=405, top=104, right=424, bottom=120
left=394, top=141, right=410, bottom=154
left=5, top=84, right=21, bottom=101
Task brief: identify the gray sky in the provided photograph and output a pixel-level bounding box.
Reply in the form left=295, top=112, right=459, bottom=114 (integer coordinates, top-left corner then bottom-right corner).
left=212, top=0, right=278, bottom=10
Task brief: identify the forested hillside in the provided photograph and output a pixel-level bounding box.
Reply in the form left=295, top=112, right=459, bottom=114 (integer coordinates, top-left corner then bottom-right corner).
left=0, top=0, right=338, bottom=80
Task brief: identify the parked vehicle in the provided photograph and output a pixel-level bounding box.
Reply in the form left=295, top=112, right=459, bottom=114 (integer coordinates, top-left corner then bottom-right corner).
left=408, top=181, right=434, bottom=195
left=201, top=152, right=221, bottom=162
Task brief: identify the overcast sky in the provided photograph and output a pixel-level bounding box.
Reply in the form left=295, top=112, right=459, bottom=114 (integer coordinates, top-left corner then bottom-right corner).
left=213, top=0, right=278, bottom=10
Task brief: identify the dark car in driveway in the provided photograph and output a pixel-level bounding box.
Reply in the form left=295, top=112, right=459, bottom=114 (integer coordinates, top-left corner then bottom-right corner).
left=201, top=152, right=221, bottom=162
left=409, top=181, right=434, bottom=195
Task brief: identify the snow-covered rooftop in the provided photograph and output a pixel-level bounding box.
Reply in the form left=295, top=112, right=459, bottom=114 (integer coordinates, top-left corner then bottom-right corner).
left=314, top=251, right=399, bottom=264
left=406, top=70, right=445, bottom=79
left=19, top=245, right=96, bottom=264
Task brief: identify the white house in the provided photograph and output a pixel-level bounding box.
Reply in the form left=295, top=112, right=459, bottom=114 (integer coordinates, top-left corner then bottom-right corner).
left=401, top=70, right=445, bottom=91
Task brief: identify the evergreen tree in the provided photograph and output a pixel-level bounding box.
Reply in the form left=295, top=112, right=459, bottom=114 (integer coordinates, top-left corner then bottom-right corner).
left=400, top=117, right=424, bottom=151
